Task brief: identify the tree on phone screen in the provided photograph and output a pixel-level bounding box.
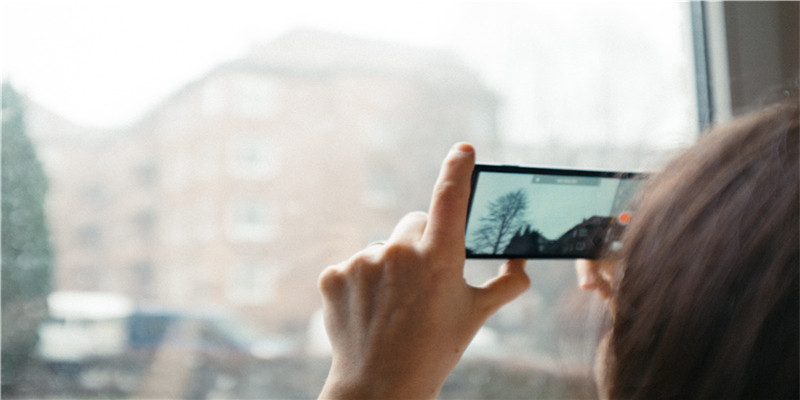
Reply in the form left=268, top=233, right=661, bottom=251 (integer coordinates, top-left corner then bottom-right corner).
left=469, top=189, right=529, bottom=254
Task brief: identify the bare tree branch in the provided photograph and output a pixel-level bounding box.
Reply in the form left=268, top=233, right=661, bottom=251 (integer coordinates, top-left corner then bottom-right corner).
left=469, top=189, right=529, bottom=254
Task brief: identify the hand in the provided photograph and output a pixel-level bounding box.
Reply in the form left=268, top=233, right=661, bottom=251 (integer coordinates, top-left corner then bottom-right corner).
left=317, top=143, right=530, bottom=400
left=575, top=259, right=615, bottom=300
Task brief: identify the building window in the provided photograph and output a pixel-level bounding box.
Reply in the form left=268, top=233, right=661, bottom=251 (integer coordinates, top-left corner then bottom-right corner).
left=233, top=75, right=279, bottom=119
left=132, top=210, right=155, bottom=237
left=135, top=160, right=157, bottom=187
left=226, top=136, right=279, bottom=180
left=225, top=200, right=277, bottom=243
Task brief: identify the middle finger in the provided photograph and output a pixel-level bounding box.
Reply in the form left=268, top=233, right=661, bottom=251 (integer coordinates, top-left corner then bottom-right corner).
left=388, top=211, right=428, bottom=244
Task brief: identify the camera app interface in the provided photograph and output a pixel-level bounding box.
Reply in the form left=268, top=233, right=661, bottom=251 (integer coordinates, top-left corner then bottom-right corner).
left=465, top=168, right=644, bottom=258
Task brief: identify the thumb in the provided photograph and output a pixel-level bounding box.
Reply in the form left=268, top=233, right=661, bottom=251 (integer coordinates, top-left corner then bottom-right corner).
left=474, top=259, right=530, bottom=315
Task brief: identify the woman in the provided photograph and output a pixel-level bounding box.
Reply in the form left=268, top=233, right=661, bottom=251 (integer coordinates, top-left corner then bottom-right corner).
left=317, top=100, right=798, bottom=399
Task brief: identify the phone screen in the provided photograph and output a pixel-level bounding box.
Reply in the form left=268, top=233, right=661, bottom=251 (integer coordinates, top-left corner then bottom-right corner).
left=465, top=164, right=646, bottom=259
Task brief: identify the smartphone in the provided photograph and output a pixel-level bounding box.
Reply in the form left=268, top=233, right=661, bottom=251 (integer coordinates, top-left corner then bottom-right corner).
left=465, top=164, right=647, bottom=259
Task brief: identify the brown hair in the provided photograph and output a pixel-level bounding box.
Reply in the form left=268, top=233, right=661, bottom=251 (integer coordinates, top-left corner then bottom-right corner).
left=606, top=100, right=799, bottom=399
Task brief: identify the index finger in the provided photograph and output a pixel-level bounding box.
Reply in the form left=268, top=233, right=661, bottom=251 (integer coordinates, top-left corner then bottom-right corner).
left=422, top=142, right=475, bottom=247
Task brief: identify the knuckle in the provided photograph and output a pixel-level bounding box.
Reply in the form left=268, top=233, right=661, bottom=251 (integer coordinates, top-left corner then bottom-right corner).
left=321, top=242, right=423, bottom=293
left=380, top=242, right=418, bottom=264
left=317, top=265, right=345, bottom=295
left=343, top=252, right=384, bottom=284
left=444, top=154, right=462, bottom=168
left=348, top=251, right=377, bottom=271
left=432, top=181, right=463, bottom=206
left=433, top=180, right=458, bottom=196
left=405, top=210, right=428, bottom=222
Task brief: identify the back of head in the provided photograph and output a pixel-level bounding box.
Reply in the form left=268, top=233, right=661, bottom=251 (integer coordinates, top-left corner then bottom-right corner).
left=606, top=100, right=799, bottom=399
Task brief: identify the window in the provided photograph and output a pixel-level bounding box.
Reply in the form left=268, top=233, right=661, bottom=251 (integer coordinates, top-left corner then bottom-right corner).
left=225, top=200, right=277, bottom=243
left=135, top=160, right=157, bottom=187
left=226, top=136, right=279, bottom=179
left=233, top=75, right=280, bottom=119
left=132, top=211, right=155, bottom=237
left=3, top=1, right=735, bottom=399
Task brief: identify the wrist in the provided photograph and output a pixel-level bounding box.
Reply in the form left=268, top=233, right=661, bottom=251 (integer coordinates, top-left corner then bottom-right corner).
left=318, top=367, right=441, bottom=400
left=318, top=378, right=370, bottom=400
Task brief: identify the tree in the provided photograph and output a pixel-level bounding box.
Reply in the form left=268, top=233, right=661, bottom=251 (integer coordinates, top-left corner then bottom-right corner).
left=2, top=82, right=53, bottom=394
left=469, top=189, right=529, bottom=254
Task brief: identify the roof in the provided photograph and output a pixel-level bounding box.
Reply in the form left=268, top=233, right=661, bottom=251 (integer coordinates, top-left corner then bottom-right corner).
left=134, top=29, right=487, bottom=129
left=227, top=28, right=481, bottom=84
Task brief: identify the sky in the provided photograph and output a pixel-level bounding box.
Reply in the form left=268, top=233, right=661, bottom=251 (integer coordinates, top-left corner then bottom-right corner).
left=2, top=1, right=474, bottom=128
left=1, top=1, right=698, bottom=147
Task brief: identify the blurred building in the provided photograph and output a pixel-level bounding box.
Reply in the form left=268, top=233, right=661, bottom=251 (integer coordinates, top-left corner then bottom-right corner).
left=27, top=29, right=500, bottom=334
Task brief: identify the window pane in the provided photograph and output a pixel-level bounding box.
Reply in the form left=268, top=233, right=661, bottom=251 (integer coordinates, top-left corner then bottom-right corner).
left=3, top=2, right=697, bottom=399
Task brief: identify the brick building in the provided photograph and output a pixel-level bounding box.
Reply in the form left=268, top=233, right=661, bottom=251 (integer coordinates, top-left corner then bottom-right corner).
left=28, top=30, right=500, bottom=334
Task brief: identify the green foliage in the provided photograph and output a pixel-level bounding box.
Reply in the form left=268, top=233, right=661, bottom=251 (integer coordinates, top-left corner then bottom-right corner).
left=1, top=82, right=53, bottom=392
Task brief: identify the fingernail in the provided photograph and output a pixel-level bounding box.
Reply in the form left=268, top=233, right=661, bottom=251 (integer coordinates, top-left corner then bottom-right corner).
left=453, top=142, right=474, bottom=154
